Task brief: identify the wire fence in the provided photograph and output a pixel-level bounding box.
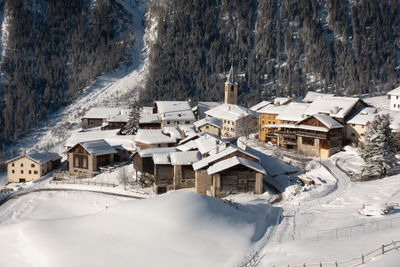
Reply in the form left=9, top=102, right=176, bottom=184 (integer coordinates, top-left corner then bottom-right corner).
left=284, top=215, right=400, bottom=243
left=49, top=179, right=118, bottom=188
left=272, top=240, right=400, bottom=267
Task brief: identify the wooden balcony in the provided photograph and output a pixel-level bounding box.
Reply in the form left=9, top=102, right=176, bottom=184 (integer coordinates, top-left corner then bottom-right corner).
left=297, top=130, right=327, bottom=139
left=276, top=131, right=297, bottom=139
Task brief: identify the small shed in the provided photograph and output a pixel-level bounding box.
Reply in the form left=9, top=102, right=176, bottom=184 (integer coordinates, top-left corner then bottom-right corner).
left=170, top=151, right=201, bottom=191
left=153, top=152, right=174, bottom=194
left=194, top=117, right=222, bottom=136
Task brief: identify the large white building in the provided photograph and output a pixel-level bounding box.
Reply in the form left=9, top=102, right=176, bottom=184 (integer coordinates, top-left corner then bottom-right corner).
left=388, top=86, right=400, bottom=111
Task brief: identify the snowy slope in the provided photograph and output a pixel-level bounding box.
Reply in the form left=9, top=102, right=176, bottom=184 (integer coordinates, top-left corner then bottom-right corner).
left=6, top=0, right=151, bottom=158
left=0, top=191, right=275, bottom=267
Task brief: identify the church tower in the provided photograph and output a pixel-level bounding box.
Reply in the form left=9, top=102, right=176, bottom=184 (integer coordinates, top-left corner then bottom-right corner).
left=224, top=65, right=238, bottom=104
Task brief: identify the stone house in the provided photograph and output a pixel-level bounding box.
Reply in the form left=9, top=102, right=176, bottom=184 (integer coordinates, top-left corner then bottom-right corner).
left=205, top=103, right=258, bottom=138
left=7, top=151, right=61, bottom=183
left=67, top=139, right=117, bottom=178
left=257, top=103, right=288, bottom=143
left=152, top=101, right=196, bottom=128
left=193, top=117, right=222, bottom=136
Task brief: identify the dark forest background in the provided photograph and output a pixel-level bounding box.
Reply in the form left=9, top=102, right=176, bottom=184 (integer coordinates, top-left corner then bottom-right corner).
left=0, top=0, right=134, bottom=145
left=141, top=0, right=400, bottom=106
left=1, top=0, right=400, bottom=147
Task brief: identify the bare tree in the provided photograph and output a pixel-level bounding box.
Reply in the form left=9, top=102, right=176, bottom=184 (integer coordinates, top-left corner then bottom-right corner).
left=119, top=167, right=130, bottom=190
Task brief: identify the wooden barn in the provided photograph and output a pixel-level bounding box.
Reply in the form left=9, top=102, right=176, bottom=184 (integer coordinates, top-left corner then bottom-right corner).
left=207, top=156, right=265, bottom=198
left=152, top=153, right=174, bottom=194
left=132, top=147, right=177, bottom=187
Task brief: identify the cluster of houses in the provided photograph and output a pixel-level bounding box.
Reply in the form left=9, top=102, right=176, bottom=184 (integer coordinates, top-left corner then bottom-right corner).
left=5, top=66, right=400, bottom=198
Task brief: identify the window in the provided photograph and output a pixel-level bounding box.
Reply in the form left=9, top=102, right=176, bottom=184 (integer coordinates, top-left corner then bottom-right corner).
left=83, top=158, right=87, bottom=168
left=12, top=163, right=14, bottom=167
left=167, top=121, right=170, bottom=125
left=206, top=126, right=209, bottom=129
left=312, top=120, right=316, bottom=125
left=352, top=124, right=355, bottom=127
left=232, top=122, right=235, bottom=126
left=34, top=171, right=38, bottom=174
left=185, top=121, right=190, bottom=124
left=397, top=96, right=399, bottom=100
left=12, top=170, right=15, bottom=173
left=262, top=120, right=264, bottom=124
left=21, top=170, right=24, bottom=174
left=20, top=163, right=23, bottom=167
left=31, top=164, right=35, bottom=168
left=74, top=156, right=79, bottom=167
left=231, top=85, right=234, bottom=92
left=361, top=125, right=364, bottom=129
left=29, top=170, right=32, bottom=174
left=302, top=137, right=314, bottom=146
left=351, top=133, right=355, bottom=137
left=361, top=133, right=365, bottom=137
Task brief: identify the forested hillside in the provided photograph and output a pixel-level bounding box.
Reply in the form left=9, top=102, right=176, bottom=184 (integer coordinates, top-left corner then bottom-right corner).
left=142, top=0, right=400, bottom=106
left=0, top=0, right=134, bottom=144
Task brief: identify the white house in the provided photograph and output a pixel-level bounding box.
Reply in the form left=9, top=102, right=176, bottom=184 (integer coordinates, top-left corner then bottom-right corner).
left=388, top=86, right=400, bottom=111
left=152, top=101, right=196, bottom=128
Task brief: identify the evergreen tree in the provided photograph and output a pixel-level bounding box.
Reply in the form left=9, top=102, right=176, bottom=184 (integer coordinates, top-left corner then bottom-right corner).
left=361, top=114, right=397, bottom=177
left=124, top=100, right=141, bottom=135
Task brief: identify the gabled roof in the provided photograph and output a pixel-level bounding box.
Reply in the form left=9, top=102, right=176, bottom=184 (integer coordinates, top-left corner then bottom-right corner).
left=205, top=104, right=257, bottom=121
left=170, top=151, right=201, bottom=165
left=178, top=132, right=206, bottom=145
left=194, top=134, right=228, bottom=155
left=194, top=117, right=222, bottom=129
left=388, top=86, right=400, bottom=96
left=274, top=97, right=292, bottom=105
left=135, top=129, right=176, bottom=145
left=82, top=107, right=130, bottom=120
left=194, top=102, right=223, bottom=119
left=257, top=103, right=287, bottom=115
left=303, top=96, right=363, bottom=119
left=250, top=101, right=272, bottom=112
left=177, top=125, right=197, bottom=137
left=163, top=126, right=183, bottom=140
left=193, top=145, right=259, bottom=171
left=69, top=139, right=117, bottom=156
left=303, top=91, right=335, bottom=103
left=207, top=156, right=266, bottom=175
left=139, top=107, right=161, bottom=124
left=176, top=140, right=198, bottom=152
left=137, top=147, right=177, bottom=158
left=276, top=103, right=309, bottom=122
left=7, top=151, right=62, bottom=165
left=154, top=101, right=196, bottom=122
left=296, top=114, right=343, bottom=130
left=152, top=153, right=171, bottom=165
left=347, top=107, right=400, bottom=130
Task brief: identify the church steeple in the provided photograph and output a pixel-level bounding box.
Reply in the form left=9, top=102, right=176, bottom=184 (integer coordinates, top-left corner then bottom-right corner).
left=224, top=65, right=238, bottom=104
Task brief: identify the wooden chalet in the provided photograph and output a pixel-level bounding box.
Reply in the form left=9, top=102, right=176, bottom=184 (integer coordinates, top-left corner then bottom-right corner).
left=295, top=114, right=344, bottom=158
left=67, top=139, right=117, bottom=178
left=132, top=147, right=177, bottom=187
left=193, top=145, right=261, bottom=197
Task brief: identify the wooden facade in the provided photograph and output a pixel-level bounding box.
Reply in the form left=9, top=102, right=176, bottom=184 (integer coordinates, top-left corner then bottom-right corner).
left=133, top=152, right=155, bottom=186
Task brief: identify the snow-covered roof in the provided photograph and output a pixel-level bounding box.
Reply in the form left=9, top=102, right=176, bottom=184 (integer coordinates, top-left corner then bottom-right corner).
left=194, top=134, right=227, bottom=155
left=193, top=145, right=259, bottom=171
left=7, top=151, right=62, bottom=165
left=139, top=107, right=161, bottom=124
left=155, top=101, right=196, bottom=122
left=152, top=153, right=171, bottom=165
left=177, top=125, right=197, bottom=137
left=170, top=151, right=201, bottom=165
left=225, top=65, right=237, bottom=84
left=347, top=107, right=400, bottom=130
left=303, top=91, right=334, bottom=103
left=65, top=129, right=136, bottom=151
left=82, top=107, right=130, bottom=120
left=163, top=126, right=183, bottom=140
left=388, top=86, right=400, bottom=96
left=273, top=97, right=291, bottom=105
left=207, top=156, right=266, bottom=175
left=257, top=103, right=287, bottom=115
left=276, top=103, right=309, bottom=122
left=194, top=102, right=223, bottom=119
left=194, top=117, right=222, bottom=129
left=176, top=140, right=198, bottom=152
left=135, top=129, right=176, bottom=145
left=137, top=147, right=177, bottom=158
left=178, top=132, right=206, bottom=145
left=296, top=114, right=343, bottom=130
left=250, top=101, right=271, bottom=112
left=205, top=104, right=257, bottom=121
left=76, top=139, right=117, bottom=156
left=303, top=96, right=362, bottom=119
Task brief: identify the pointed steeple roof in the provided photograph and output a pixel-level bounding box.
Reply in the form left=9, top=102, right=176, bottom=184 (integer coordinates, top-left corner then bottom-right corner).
left=226, top=65, right=236, bottom=84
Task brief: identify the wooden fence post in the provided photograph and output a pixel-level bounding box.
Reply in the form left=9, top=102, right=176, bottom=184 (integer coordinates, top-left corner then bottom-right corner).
left=382, top=244, right=384, bottom=254
left=320, top=263, right=322, bottom=267
left=335, top=261, right=338, bottom=267
left=361, top=254, right=364, bottom=264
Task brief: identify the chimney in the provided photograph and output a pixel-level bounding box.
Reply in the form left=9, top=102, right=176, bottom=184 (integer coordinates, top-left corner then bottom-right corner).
left=333, top=106, right=339, bottom=114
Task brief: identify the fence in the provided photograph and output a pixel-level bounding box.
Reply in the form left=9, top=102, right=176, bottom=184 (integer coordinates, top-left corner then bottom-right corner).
left=272, top=240, right=400, bottom=267
left=285, top=216, right=400, bottom=243
left=49, top=179, right=118, bottom=188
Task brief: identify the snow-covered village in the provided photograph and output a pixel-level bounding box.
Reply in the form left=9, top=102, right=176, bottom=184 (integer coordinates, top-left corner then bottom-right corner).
left=1, top=1, right=400, bottom=267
